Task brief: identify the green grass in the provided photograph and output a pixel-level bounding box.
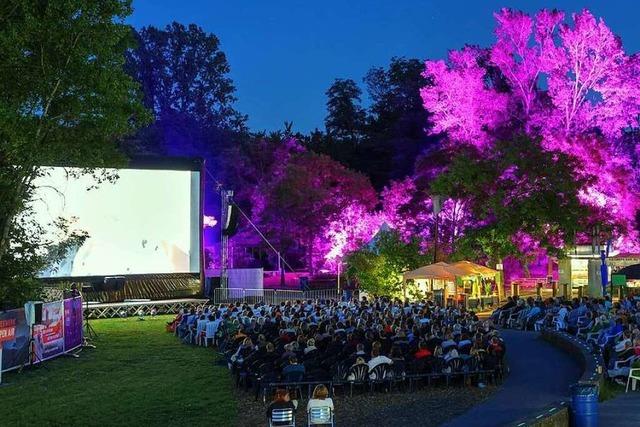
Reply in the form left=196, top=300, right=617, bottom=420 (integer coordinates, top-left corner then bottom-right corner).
left=0, top=315, right=236, bottom=426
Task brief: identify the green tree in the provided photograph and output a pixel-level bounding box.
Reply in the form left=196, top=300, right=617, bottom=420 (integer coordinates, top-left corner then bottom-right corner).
left=362, top=57, right=434, bottom=187
left=0, top=0, right=149, bottom=305
left=430, top=136, right=591, bottom=266
left=324, top=78, right=366, bottom=143
left=125, top=22, right=247, bottom=156
left=346, top=229, right=428, bottom=299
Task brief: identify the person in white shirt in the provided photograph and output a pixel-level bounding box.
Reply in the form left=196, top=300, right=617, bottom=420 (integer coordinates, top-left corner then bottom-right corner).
left=307, top=384, right=334, bottom=414
left=614, top=330, right=633, bottom=353
left=367, top=348, right=392, bottom=379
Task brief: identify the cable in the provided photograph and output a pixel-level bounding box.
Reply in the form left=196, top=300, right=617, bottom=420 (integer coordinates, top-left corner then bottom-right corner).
left=204, top=167, right=295, bottom=272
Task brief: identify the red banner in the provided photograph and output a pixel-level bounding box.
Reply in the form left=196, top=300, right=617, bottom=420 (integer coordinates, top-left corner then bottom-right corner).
left=0, top=319, right=16, bottom=344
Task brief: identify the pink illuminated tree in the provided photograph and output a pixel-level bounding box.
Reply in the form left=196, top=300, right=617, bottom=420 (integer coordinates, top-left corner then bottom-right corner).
left=318, top=203, right=383, bottom=272
left=421, top=8, right=640, bottom=251
left=421, top=47, right=508, bottom=147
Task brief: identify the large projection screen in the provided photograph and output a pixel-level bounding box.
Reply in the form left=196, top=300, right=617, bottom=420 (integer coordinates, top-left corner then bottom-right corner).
left=32, top=165, right=201, bottom=278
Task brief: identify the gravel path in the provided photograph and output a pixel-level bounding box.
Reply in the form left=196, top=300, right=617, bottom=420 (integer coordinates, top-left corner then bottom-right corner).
left=235, top=383, right=496, bottom=426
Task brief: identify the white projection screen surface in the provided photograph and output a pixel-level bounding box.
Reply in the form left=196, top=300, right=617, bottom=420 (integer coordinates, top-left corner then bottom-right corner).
left=32, top=166, right=201, bottom=277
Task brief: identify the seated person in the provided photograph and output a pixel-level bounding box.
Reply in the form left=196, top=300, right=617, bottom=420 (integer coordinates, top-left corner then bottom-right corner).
left=307, top=384, right=334, bottom=425
left=368, top=348, right=393, bottom=375
left=457, top=334, right=472, bottom=353
left=266, top=389, right=296, bottom=425
left=444, top=348, right=459, bottom=362
left=634, top=337, right=640, bottom=357
left=346, top=343, right=368, bottom=365
left=487, top=336, right=504, bottom=357
left=231, top=337, right=254, bottom=370
left=166, top=309, right=184, bottom=332
left=441, top=334, right=457, bottom=354
left=304, top=338, right=319, bottom=358
left=525, top=301, right=542, bottom=322
left=414, top=342, right=432, bottom=360
left=346, top=357, right=367, bottom=380
left=282, top=356, right=305, bottom=380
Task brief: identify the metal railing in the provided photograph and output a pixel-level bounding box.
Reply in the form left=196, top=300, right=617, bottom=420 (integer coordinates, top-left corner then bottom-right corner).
left=212, top=288, right=302, bottom=305
left=211, top=288, right=343, bottom=305
left=302, top=288, right=341, bottom=301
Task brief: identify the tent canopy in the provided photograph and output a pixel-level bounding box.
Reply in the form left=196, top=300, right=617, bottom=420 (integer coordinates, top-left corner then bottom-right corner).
left=403, top=262, right=468, bottom=281
left=616, top=264, right=640, bottom=280
left=451, top=260, right=498, bottom=277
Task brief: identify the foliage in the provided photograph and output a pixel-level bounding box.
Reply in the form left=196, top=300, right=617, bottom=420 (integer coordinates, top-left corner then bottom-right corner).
left=346, top=229, right=428, bottom=298
left=0, top=213, right=88, bottom=309
left=222, top=135, right=379, bottom=272
left=0, top=316, right=236, bottom=425
left=421, top=8, right=640, bottom=251
left=430, top=136, right=590, bottom=264
left=324, top=78, right=366, bottom=143
left=261, top=149, right=378, bottom=272
left=125, top=22, right=246, bottom=157
left=320, top=203, right=383, bottom=271
left=0, top=0, right=149, bottom=306
left=309, top=57, right=434, bottom=189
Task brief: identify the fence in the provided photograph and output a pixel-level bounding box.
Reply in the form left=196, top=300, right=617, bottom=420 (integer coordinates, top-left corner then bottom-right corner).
left=212, top=288, right=342, bottom=305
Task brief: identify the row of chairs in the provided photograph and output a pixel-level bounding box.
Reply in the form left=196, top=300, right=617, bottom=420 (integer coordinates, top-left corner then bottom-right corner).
left=269, top=406, right=333, bottom=427
left=258, top=353, right=504, bottom=401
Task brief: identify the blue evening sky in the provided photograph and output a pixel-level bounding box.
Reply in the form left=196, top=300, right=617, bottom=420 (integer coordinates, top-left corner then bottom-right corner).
left=128, top=1, right=640, bottom=133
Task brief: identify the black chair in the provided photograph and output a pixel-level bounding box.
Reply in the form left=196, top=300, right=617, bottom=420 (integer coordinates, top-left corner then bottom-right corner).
left=389, top=360, right=407, bottom=391
left=445, top=357, right=464, bottom=385
left=330, top=361, right=348, bottom=396
left=283, top=370, right=305, bottom=400
left=254, top=363, right=278, bottom=401
left=346, top=364, right=369, bottom=397
left=463, top=356, right=480, bottom=384
left=369, top=363, right=391, bottom=392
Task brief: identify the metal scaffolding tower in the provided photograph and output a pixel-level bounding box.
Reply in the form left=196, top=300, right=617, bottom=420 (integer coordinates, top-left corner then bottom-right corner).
left=220, top=189, right=233, bottom=289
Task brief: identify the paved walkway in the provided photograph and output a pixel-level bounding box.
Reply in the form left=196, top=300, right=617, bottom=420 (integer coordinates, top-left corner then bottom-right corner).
left=442, top=330, right=582, bottom=427
left=599, top=391, right=640, bottom=426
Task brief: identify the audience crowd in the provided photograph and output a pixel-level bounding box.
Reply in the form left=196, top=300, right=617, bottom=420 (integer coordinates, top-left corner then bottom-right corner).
left=169, top=296, right=507, bottom=424
left=166, top=291, right=640, bottom=423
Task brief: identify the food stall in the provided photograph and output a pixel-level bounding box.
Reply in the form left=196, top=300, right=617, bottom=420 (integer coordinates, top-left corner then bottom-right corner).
left=451, top=261, right=500, bottom=309
left=402, top=262, right=468, bottom=305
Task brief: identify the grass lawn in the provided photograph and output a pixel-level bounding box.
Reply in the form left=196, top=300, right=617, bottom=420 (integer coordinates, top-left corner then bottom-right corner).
left=0, top=315, right=236, bottom=426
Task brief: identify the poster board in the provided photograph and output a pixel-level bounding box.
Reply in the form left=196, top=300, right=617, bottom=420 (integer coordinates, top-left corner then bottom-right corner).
left=1, top=296, right=83, bottom=372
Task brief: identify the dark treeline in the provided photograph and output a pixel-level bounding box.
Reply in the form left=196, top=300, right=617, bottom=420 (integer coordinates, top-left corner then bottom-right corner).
left=124, top=22, right=437, bottom=191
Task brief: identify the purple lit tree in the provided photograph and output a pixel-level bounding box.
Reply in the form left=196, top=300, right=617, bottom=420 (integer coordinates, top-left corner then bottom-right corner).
left=224, top=136, right=379, bottom=273
left=421, top=9, right=640, bottom=252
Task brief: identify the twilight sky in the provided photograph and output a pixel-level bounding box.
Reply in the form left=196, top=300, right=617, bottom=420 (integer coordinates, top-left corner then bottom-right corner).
left=128, top=0, right=640, bottom=133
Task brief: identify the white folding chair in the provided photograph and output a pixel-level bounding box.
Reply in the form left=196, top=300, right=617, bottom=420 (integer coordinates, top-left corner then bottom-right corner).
left=626, top=368, right=640, bottom=392
left=269, top=408, right=295, bottom=427
left=308, top=406, right=333, bottom=427
left=203, top=321, right=217, bottom=347
left=194, top=319, right=207, bottom=346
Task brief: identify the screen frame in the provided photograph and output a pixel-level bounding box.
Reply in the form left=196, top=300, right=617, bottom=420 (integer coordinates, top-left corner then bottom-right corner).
left=34, top=156, right=204, bottom=284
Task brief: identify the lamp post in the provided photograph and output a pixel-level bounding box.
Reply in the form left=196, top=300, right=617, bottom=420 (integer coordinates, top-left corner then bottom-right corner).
left=432, top=195, right=442, bottom=263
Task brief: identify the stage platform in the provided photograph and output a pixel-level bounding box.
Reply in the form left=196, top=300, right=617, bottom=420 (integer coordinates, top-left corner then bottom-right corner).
left=85, top=298, right=209, bottom=319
